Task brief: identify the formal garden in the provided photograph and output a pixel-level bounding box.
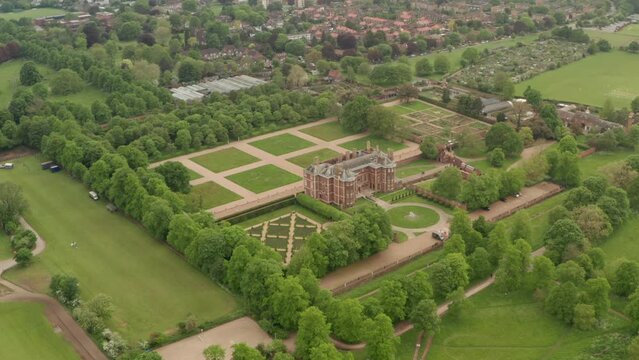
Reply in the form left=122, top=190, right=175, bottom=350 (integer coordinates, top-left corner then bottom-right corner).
left=185, top=180, right=242, bottom=209
left=225, top=164, right=301, bottom=193
left=190, top=147, right=260, bottom=173
left=249, top=133, right=315, bottom=156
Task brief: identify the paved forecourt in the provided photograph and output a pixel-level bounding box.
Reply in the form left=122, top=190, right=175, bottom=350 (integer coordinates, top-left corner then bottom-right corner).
left=152, top=114, right=421, bottom=219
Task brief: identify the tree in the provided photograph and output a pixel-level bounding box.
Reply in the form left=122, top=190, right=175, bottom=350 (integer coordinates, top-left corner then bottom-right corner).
left=132, top=60, right=161, bottom=83
left=432, top=167, right=463, bottom=200
left=420, top=136, right=439, bottom=160
left=367, top=106, right=400, bottom=139
left=415, top=58, right=433, bottom=77
left=585, top=277, right=611, bottom=319
left=493, top=72, right=514, bottom=100
left=287, top=65, right=309, bottom=89
left=328, top=299, right=365, bottom=343
left=14, top=247, right=32, bottom=266
left=442, top=88, right=451, bottom=104
left=0, top=182, right=28, bottom=231
left=430, top=253, right=470, bottom=299
left=523, top=86, right=543, bottom=109
left=340, top=96, right=375, bottom=133
left=434, top=55, right=450, bottom=74
left=134, top=352, right=163, bottom=360
left=544, top=219, right=586, bottom=264
left=295, top=307, right=330, bottom=360
left=571, top=205, right=612, bottom=243
left=155, top=161, right=191, bottom=193
left=232, top=343, right=265, bottom=360
left=461, top=47, right=480, bottom=65
left=556, top=260, right=586, bottom=286
left=548, top=151, right=581, bottom=188
left=50, top=274, right=80, bottom=307
left=364, top=314, right=399, bottom=360
left=558, top=135, right=579, bottom=155
left=444, top=234, right=466, bottom=256
left=461, top=172, right=500, bottom=211
left=489, top=147, right=505, bottom=168
left=632, top=96, right=639, bottom=113
left=611, top=260, right=639, bottom=297
left=510, top=212, right=531, bottom=242
left=50, top=69, right=83, bottom=95
left=485, top=123, right=523, bottom=158
left=142, top=196, right=174, bottom=239
left=117, top=21, right=142, bottom=41
left=495, top=244, right=528, bottom=292
left=601, top=98, right=615, bottom=121
left=379, top=279, right=408, bottom=323
left=20, top=62, right=43, bottom=86
left=573, top=304, right=596, bottom=330
left=626, top=288, right=639, bottom=322
left=545, top=281, right=579, bottom=324
left=369, top=63, right=412, bottom=86
left=309, top=343, right=346, bottom=360
left=532, top=256, right=556, bottom=290
left=401, top=271, right=433, bottom=314
left=398, top=84, right=419, bottom=103
left=178, top=59, right=202, bottom=83
left=410, top=299, right=440, bottom=335
left=269, top=277, right=309, bottom=331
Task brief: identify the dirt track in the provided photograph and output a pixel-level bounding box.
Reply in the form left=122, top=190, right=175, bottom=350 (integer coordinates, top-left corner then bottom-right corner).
left=0, top=219, right=107, bottom=360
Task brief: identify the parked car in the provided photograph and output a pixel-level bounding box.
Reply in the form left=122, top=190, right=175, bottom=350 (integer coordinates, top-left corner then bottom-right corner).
left=89, top=191, right=99, bottom=201
left=0, top=163, right=13, bottom=169
left=432, top=230, right=449, bottom=241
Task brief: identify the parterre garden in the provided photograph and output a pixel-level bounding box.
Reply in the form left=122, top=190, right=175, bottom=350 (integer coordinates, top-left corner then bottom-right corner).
left=390, top=101, right=491, bottom=143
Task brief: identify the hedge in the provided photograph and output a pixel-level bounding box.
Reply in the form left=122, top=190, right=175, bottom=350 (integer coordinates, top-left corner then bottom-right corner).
left=224, top=196, right=297, bottom=224
left=296, top=193, right=349, bottom=221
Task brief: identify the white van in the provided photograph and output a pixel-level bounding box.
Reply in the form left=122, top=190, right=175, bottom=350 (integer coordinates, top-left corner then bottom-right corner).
left=89, top=191, right=99, bottom=201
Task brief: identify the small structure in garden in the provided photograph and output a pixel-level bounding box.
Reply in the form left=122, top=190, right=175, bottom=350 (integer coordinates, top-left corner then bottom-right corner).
left=437, top=143, right=481, bottom=177
left=304, top=142, right=396, bottom=208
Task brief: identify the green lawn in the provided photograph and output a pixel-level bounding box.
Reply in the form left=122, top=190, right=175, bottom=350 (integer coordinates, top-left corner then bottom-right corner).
left=578, top=150, right=635, bottom=178
left=469, top=156, right=519, bottom=173
left=387, top=205, right=439, bottom=229
left=0, top=59, right=106, bottom=108
left=249, top=133, right=315, bottom=156
left=515, top=51, right=639, bottom=108
left=300, top=121, right=356, bottom=141
left=226, top=164, right=301, bottom=193
left=185, top=181, right=242, bottom=209
left=339, top=135, right=407, bottom=152
left=585, top=24, right=639, bottom=47
left=427, top=285, right=630, bottom=360
left=390, top=101, right=432, bottom=115
left=0, top=7, right=66, bottom=20
left=0, top=302, right=81, bottom=360
left=0, top=232, right=12, bottom=260
left=187, top=168, right=202, bottom=180
left=2, top=156, right=238, bottom=342
left=287, top=148, right=340, bottom=168
left=396, top=158, right=437, bottom=178
left=190, top=147, right=260, bottom=173
left=600, top=215, right=639, bottom=263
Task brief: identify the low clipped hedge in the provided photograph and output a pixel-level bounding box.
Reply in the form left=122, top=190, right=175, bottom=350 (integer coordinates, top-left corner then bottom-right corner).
left=296, top=193, right=349, bottom=221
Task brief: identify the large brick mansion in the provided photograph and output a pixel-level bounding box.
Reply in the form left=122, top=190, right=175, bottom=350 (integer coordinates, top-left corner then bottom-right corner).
left=303, top=144, right=396, bottom=208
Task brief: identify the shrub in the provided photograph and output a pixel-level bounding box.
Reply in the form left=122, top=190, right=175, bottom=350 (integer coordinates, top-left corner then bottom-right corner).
left=296, top=194, right=348, bottom=221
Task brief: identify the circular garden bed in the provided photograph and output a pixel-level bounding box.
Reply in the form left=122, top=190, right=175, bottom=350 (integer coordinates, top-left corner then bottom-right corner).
left=387, top=205, right=440, bottom=229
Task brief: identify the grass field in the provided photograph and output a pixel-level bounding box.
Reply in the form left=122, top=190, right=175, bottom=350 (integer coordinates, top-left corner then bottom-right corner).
left=249, top=133, right=315, bottom=156
left=300, top=121, right=356, bottom=141
left=190, top=147, right=260, bottom=173
left=427, top=285, right=630, bottom=360
left=396, top=158, right=437, bottom=178
left=0, top=60, right=107, bottom=108
left=390, top=101, right=432, bottom=115
left=1, top=156, right=238, bottom=342
left=339, top=135, right=407, bottom=152
left=0, top=232, right=12, bottom=259
left=578, top=150, right=634, bottom=177
left=515, top=51, right=639, bottom=108
left=387, top=205, right=439, bottom=229
left=0, top=302, right=81, bottom=360
left=600, top=215, right=639, bottom=263
left=0, top=7, right=66, bottom=20
left=585, top=24, right=639, bottom=47
left=187, top=168, right=202, bottom=180
left=185, top=181, right=242, bottom=209
left=226, top=164, right=301, bottom=193
left=287, top=148, right=340, bottom=168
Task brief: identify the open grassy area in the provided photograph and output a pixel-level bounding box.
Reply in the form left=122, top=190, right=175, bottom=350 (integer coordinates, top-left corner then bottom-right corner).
left=300, top=121, right=356, bottom=141
left=585, top=24, right=639, bottom=47
left=187, top=168, right=202, bottom=180
left=515, top=51, right=639, bottom=108
left=0, top=7, right=66, bottom=20
left=226, top=164, right=301, bottom=193
left=387, top=205, right=439, bottom=229
left=249, top=133, right=315, bottom=156
left=0, top=302, right=81, bottom=360
left=578, top=150, right=634, bottom=177
left=469, top=156, right=519, bottom=173
left=339, top=135, right=407, bottom=152
left=0, top=232, right=12, bottom=259
left=185, top=181, right=242, bottom=209
left=396, top=158, right=437, bottom=178
left=428, top=285, right=630, bottom=360
left=600, top=215, right=639, bottom=263
left=190, top=147, right=260, bottom=173
left=390, top=101, right=432, bottom=115
left=0, top=59, right=107, bottom=108
left=2, top=156, right=238, bottom=342
left=287, top=148, right=340, bottom=168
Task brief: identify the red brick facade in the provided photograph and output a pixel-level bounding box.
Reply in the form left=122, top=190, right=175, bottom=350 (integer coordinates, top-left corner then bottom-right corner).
left=304, top=147, right=396, bottom=208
